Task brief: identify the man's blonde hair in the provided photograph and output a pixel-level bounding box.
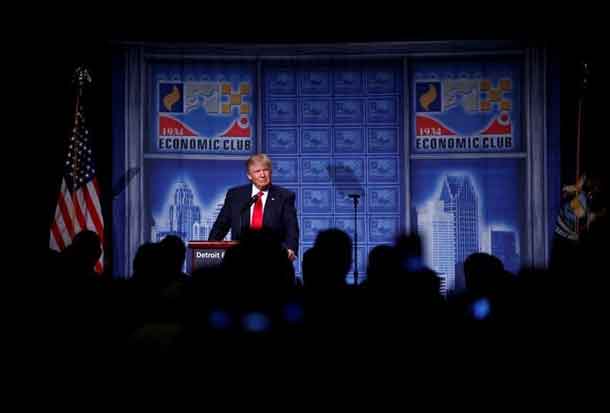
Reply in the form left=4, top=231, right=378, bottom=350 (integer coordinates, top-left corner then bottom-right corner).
left=246, top=153, right=272, bottom=171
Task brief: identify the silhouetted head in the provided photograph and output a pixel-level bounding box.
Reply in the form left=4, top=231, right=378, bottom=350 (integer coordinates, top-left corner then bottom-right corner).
left=303, top=228, right=352, bottom=289
left=63, top=230, right=102, bottom=273
left=366, top=244, right=399, bottom=287
left=132, top=242, right=163, bottom=281
left=463, top=252, right=505, bottom=295
left=223, top=227, right=295, bottom=293
left=315, top=228, right=352, bottom=267
left=159, top=234, right=186, bottom=275
left=394, top=233, right=424, bottom=272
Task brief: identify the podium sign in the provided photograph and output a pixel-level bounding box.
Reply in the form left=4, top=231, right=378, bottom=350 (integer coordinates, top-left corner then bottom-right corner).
left=187, top=241, right=238, bottom=272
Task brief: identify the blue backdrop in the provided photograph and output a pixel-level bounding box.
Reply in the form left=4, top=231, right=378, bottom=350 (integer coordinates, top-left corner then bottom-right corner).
left=112, top=46, right=557, bottom=292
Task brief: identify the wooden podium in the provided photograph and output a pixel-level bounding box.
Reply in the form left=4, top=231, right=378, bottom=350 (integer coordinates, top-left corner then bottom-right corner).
left=187, top=241, right=238, bottom=273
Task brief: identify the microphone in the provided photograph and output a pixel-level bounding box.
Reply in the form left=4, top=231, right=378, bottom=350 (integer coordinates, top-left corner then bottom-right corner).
left=241, top=194, right=260, bottom=212
left=348, top=194, right=361, bottom=205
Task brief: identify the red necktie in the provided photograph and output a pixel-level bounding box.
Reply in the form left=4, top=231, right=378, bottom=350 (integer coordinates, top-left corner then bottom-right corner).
left=251, top=192, right=264, bottom=230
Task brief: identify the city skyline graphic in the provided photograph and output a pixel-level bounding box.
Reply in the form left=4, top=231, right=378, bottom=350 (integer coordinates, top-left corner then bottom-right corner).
left=416, top=173, right=519, bottom=294
left=151, top=180, right=228, bottom=243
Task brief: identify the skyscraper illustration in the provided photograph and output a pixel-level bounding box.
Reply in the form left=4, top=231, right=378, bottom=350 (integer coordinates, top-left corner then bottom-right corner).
left=491, top=229, right=520, bottom=274
left=151, top=181, right=203, bottom=243
left=440, top=175, right=480, bottom=266
left=417, top=174, right=481, bottom=293
left=417, top=200, right=456, bottom=294
left=151, top=182, right=234, bottom=245
left=169, top=182, right=201, bottom=242
left=200, top=203, right=225, bottom=241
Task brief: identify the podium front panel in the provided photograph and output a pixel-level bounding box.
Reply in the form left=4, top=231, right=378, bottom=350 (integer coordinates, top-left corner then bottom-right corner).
left=187, top=241, right=238, bottom=273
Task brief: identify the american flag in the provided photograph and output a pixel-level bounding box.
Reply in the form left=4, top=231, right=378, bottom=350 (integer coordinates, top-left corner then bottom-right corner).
left=50, top=67, right=105, bottom=273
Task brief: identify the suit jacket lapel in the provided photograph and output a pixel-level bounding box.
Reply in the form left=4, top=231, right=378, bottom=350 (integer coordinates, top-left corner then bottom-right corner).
left=239, top=185, right=252, bottom=232
left=263, top=185, right=277, bottom=228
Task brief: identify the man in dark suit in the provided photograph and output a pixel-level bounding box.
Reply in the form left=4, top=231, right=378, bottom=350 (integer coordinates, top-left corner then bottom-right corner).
left=209, top=153, right=299, bottom=261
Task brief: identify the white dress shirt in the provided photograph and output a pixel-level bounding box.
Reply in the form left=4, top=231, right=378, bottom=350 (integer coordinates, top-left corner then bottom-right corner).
left=250, top=185, right=268, bottom=223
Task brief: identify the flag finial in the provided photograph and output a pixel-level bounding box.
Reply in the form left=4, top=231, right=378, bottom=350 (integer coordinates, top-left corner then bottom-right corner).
left=73, top=66, right=92, bottom=88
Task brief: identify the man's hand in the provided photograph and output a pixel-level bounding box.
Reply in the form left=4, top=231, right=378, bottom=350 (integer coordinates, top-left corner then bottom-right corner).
left=287, top=248, right=297, bottom=262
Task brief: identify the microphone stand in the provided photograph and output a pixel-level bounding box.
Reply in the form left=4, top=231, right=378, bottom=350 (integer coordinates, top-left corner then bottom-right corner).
left=348, top=193, right=360, bottom=285
left=239, top=194, right=258, bottom=240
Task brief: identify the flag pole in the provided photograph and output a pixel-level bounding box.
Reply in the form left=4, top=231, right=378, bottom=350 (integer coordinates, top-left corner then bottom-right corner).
left=574, top=61, right=589, bottom=236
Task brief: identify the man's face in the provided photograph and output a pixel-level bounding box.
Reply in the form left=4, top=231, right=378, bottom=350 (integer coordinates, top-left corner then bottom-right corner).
left=247, top=161, right=272, bottom=191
